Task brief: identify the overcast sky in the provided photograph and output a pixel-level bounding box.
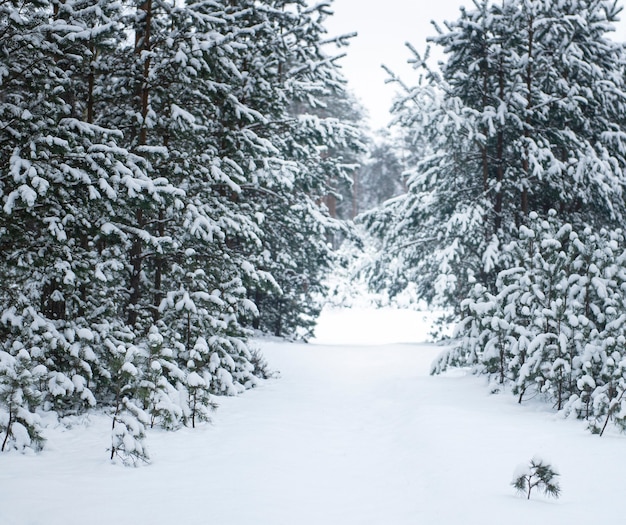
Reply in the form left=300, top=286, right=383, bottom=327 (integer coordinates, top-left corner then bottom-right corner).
left=324, top=0, right=626, bottom=129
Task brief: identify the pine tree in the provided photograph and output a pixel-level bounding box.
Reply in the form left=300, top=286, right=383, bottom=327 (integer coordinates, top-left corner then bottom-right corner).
left=107, top=337, right=150, bottom=466
left=137, top=324, right=185, bottom=430
left=355, top=131, right=405, bottom=216
left=363, top=0, right=626, bottom=309
left=0, top=0, right=360, bottom=456
left=232, top=1, right=363, bottom=339
left=110, top=397, right=151, bottom=467
left=0, top=347, right=46, bottom=452
left=512, top=457, right=561, bottom=500
left=0, top=0, right=174, bottom=421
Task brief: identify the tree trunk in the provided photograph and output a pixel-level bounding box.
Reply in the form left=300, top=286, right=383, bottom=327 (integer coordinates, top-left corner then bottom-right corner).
left=127, top=208, right=144, bottom=326
left=127, top=0, right=153, bottom=326
left=494, top=55, right=505, bottom=233
left=86, top=41, right=96, bottom=124
left=521, top=13, right=534, bottom=220
left=1, top=405, right=13, bottom=452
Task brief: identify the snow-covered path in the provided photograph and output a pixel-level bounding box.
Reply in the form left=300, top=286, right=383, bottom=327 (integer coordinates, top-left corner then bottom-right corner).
left=2, top=308, right=626, bottom=524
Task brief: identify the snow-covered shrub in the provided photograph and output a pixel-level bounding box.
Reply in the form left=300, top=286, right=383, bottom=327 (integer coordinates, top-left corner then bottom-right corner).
left=0, top=348, right=46, bottom=452
left=184, top=371, right=217, bottom=430
left=578, top=338, right=626, bottom=437
left=110, top=398, right=151, bottom=467
left=107, top=342, right=150, bottom=466
left=137, top=325, right=185, bottom=430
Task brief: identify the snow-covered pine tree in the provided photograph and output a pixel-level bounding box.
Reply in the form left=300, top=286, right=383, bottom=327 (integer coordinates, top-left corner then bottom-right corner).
left=1, top=0, right=361, bottom=455
left=512, top=457, right=561, bottom=500
left=108, top=339, right=151, bottom=466
left=361, top=0, right=505, bottom=305
left=305, top=89, right=366, bottom=222
left=354, top=131, right=406, bottom=216
left=0, top=346, right=46, bottom=452
left=566, top=227, right=626, bottom=434
left=362, top=0, right=626, bottom=310
left=137, top=324, right=185, bottom=430
left=435, top=209, right=626, bottom=434
left=93, top=0, right=269, bottom=404
left=0, top=0, right=174, bottom=429
left=229, top=1, right=364, bottom=339
left=183, top=339, right=217, bottom=429
left=519, top=218, right=578, bottom=409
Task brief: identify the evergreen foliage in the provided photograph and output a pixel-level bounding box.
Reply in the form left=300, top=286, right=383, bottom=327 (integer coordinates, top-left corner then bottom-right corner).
left=367, top=0, right=626, bottom=437
left=110, top=396, right=151, bottom=467
left=0, top=0, right=359, bottom=459
left=434, top=212, right=626, bottom=435
left=353, top=131, right=405, bottom=217
left=0, top=348, right=46, bottom=452
left=361, top=0, right=626, bottom=309
left=512, top=457, right=561, bottom=500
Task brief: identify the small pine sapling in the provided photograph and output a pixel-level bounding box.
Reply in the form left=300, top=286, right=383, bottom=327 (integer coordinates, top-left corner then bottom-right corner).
left=108, top=344, right=150, bottom=466
left=512, top=457, right=561, bottom=500
left=588, top=351, right=626, bottom=437
left=249, top=348, right=271, bottom=380
left=0, top=348, right=46, bottom=452
left=137, top=325, right=184, bottom=430
left=185, top=371, right=216, bottom=429
left=110, top=397, right=150, bottom=466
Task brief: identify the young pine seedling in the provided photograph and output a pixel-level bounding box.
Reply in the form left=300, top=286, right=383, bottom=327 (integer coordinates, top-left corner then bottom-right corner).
left=512, top=457, right=561, bottom=500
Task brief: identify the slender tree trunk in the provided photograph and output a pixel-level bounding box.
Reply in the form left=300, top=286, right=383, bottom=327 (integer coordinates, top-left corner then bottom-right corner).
left=128, top=208, right=144, bottom=326
left=152, top=207, right=165, bottom=322
left=86, top=42, right=96, bottom=124
left=352, top=171, right=359, bottom=218
left=480, top=55, right=491, bottom=241
left=253, top=289, right=262, bottom=330
left=1, top=405, right=13, bottom=452
left=499, top=337, right=506, bottom=384
left=600, top=388, right=626, bottom=437
left=152, top=128, right=169, bottom=322
left=521, top=13, right=534, bottom=220
left=494, top=55, right=505, bottom=232
left=186, top=311, right=192, bottom=352
left=274, top=300, right=284, bottom=337
left=191, top=391, right=196, bottom=429
left=481, top=64, right=489, bottom=195
left=110, top=388, right=122, bottom=460
left=128, top=0, right=153, bottom=326
left=137, top=0, right=152, bottom=148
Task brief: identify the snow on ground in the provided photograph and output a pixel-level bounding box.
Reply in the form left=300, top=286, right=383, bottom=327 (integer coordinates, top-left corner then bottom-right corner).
left=2, top=306, right=626, bottom=524
left=312, top=305, right=445, bottom=344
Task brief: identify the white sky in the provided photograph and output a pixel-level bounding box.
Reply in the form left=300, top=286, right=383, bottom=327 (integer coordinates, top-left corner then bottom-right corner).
left=324, top=0, right=626, bottom=129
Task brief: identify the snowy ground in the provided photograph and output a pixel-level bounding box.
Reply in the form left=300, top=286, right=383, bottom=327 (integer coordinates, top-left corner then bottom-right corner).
left=2, top=306, right=626, bottom=524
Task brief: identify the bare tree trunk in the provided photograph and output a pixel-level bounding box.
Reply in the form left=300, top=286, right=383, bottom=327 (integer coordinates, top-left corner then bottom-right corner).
left=137, top=0, right=153, bottom=148
left=152, top=207, right=165, bottom=322
left=152, top=129, right=169, bottom=322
